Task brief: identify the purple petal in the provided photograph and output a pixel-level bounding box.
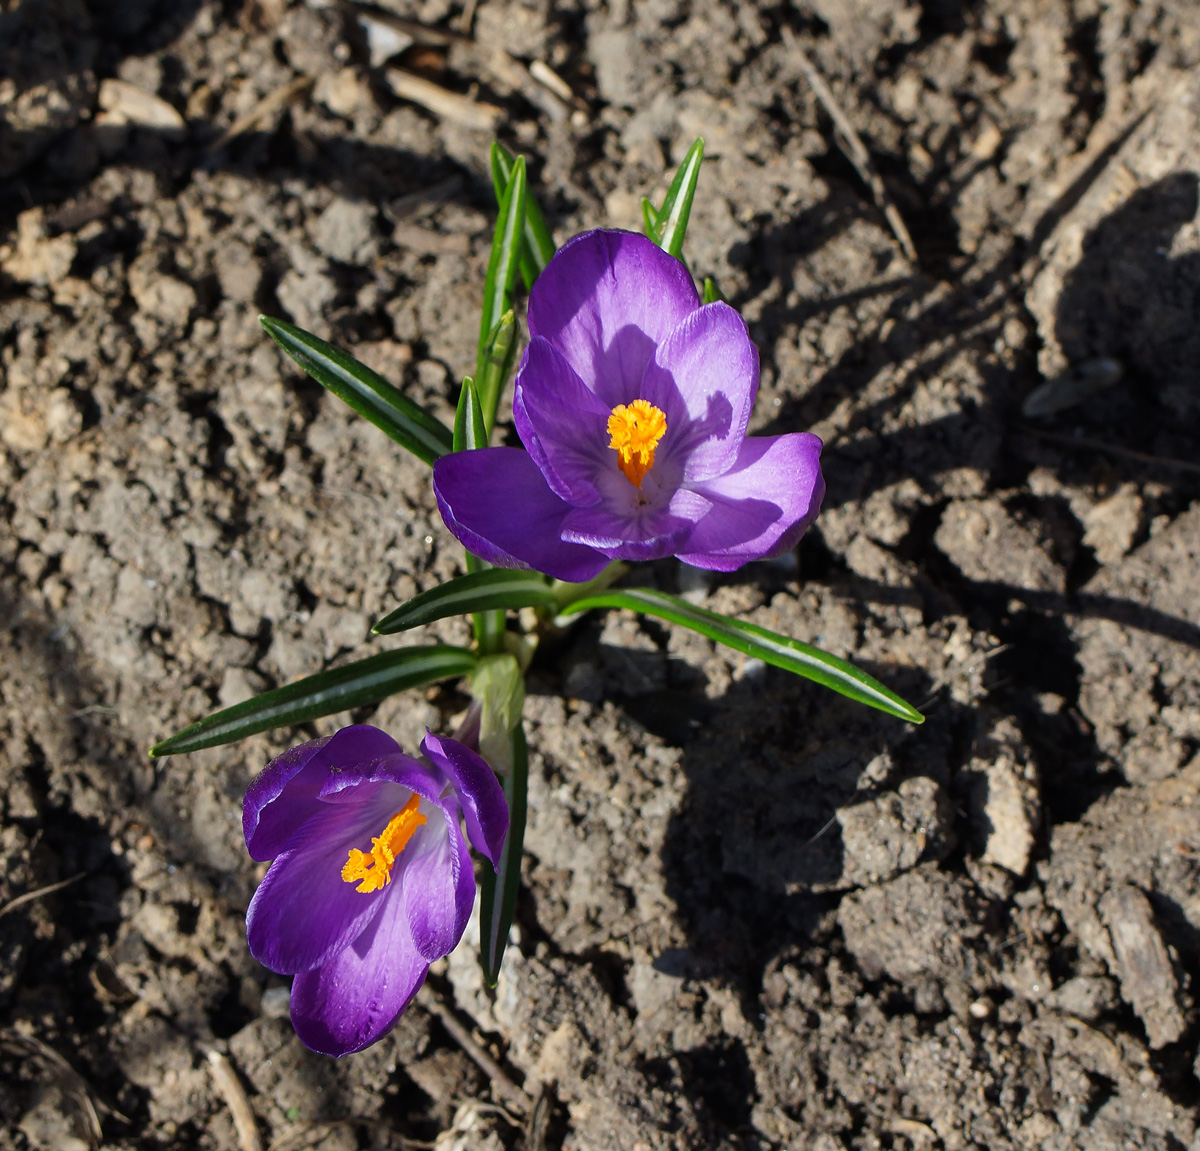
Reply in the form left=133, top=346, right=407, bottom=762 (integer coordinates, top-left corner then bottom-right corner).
left=527, top=230, right=700, bottom=408
left=561, top=488, right=710, bottom=563
left=421, top=732, right=509, bottom=865
left=641, top=303, right=758, bottom=483
left=245, top=781, right=412, bottom=974
left=244, top=726, right=401, bottom=862
left=317, top=751, right=445, bottom=805
left=512, top=337, right=610, bottom=505
left=678, top=433, right=825, bottom=571
left=433, top=447, right=610, bottom=582
left=289, top=887, right=428, bottom=1056
left=400, top=813, right=475, bottom=962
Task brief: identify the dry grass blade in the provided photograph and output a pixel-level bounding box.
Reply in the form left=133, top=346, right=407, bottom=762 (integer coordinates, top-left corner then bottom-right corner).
left=385, top=69, right=503, bottom=131
left=0, top=1030, right=104, bottom=1149
left=455, top=0, right=480, bottom=34
left=785, top=29, right=917, bottom=263
left=483, top=48, right=568, bottom=122
left=208, top=75, right=314, bottom=152
left=0, top=872, right=85, bottom=920
left=525, top=1083, right=552, bottom=1151
left=384, top=176, right=465, bottom=224
left=203, top=1047, right=263, bottom=1151
left=1019, top=425, right=1200, bottom=476
left=338, top=2, right=469, bottom=46
left=417, top=986, right=533, bottom=1115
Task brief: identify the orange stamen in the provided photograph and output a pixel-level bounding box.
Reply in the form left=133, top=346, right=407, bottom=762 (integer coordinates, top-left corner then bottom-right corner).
left=607, top=399, right=667, bottom=488
left=340, top=794, right=427, bottom=893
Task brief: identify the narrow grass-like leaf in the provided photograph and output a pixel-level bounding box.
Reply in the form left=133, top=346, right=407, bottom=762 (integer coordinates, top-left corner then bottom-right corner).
left=479, top=719, right=528, bottom=985
left=655, top=138, right=704, bottom=259
left=490, top=142, right=556, bottom=290
left=150, top=646, right=477, bottom=756
left=475, top=310, right=518, bottom=431
left=260, top=316, right=452, bottom=465
left=476, top=157, right=525, bottom=422
left=558, top=588, right=924, bottom=723
left=641, top=195, right=660, bottom=243
left=702, top=276, right=725, bottom=304
left=373, top=570, right=555, bottom=634
left=452, top=376, right=509, bottom=652
left=453, top=376, right=488, bottom=453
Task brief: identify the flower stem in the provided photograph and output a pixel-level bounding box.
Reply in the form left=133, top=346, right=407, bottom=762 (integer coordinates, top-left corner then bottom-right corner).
left=548, top=560, right=628, bottom=613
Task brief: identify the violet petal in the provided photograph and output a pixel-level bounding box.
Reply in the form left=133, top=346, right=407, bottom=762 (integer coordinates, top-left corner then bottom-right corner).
left=245, top=782, right=408, bottom=974
left=421, top=732, right=509, bottom=865
left=527, top=230, right=699, bottom=407
left=512, top=337, right=611, bottom=506
left=641, top=303, right=758, bottom=483
left=560, top=488, right=710, bottom=562
left=679, top=433, right=826, bottom=571
left=317, top=752, right=445, bottom=806
left=400, top=812, right=474, bottom=962
left=244, top=726, right=400, bottom=862
left=433, top=447, right=610, bottom=582
left=289, top=886, right=428, bottom=1056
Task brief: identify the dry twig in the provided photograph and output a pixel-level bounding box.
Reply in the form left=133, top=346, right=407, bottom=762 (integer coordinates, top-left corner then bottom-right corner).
left=785, top=29, right=917, bottom=263
left=203, top=1047, right=264, bottom=1151
left=1019, top=425, right=1200, bottom=476
left=338, top=2, right=469, bottom=46
left=208, top=75, right=314, bottom=152
left=0, top=1031, right=104, bottom=1148
left=0, top=873, right=85, bottom=920
left=385, top=69, right=503, bottom=132
left=417, top=986, right=534, bottom=1115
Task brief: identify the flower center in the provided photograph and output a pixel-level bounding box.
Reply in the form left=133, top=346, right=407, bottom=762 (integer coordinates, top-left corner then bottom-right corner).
left=607, top=399, right=667, bottom=488
left=340, top=794, right=427, bottom=893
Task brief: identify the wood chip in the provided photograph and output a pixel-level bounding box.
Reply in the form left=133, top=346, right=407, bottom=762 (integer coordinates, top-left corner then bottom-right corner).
left=1100, top=884, right=1186, bottom=1048
left=384, top=68, right=502, bottom=132
left=97, top=79, right=185, bottom=133
left=529, top=60, right=574, bottom=103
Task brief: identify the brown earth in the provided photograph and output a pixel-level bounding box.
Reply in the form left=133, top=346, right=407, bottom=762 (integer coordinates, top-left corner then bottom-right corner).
left=3, top=1, right=1200, bottom=1148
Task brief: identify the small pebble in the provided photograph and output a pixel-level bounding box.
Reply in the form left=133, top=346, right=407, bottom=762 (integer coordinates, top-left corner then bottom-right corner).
left=968, top=997, right=992, bottom=1019
left=261, top=986, right=291, bottom=1019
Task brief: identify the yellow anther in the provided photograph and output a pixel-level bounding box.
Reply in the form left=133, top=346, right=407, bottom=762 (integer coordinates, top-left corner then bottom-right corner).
left=340, top=794, right=427, bottom=893
left=607, top=399, right=667, bottom=488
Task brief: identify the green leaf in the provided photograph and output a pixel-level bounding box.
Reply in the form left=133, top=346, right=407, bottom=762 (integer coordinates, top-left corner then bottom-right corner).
left=475, top=310, right=519, bottom=433
left=476, top=156, right=526, bottom=424
left=641, top=195, right=660, bottom=242
left=558, top=588, right=924, bottom=724
left=468, top=654, right=525, bottom=773
left=260, top=316, right=453, bottom=466
left=702, top=276, right=725, bottom=304
left=150, top=645, right=477, bottom=756
left=478, top=718, right=528, bottom=985
left=453, top=376, right=488, bottom=453
left=655, top=138, right=704, bottom=259
left=490, top=142, right=556, bottom=290
left=373, top=569, right=556, bottom=635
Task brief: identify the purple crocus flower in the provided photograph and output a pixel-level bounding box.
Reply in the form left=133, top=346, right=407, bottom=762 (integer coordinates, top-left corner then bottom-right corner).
left=433, top=229, right=825, bottom=582
left=243, top=724, right=507, bottom=1056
